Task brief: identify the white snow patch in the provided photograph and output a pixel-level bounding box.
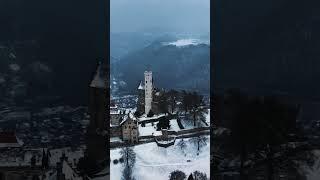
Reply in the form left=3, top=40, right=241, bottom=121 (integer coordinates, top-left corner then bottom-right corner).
left=163, top=39, right=207, bottom=47
left=139, top=123, right=159, bottom=136
left=110, top=136, right=210, bottom=180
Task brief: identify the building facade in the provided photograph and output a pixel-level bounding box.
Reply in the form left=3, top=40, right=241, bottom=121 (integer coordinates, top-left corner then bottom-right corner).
left=120, top=114, right=139, bottom=143
left=144, top=71, right=153, bottom=115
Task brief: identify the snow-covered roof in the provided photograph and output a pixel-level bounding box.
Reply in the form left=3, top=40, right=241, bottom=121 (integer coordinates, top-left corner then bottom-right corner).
left=90, top=62, right=107, bottom=89
left=110, top=109, right=121, bottom=115
left=138, top=81, right=144, bottom=90
left=138, top=114, right=166, bottom=122
left=120, top=113, right=137, bottom=126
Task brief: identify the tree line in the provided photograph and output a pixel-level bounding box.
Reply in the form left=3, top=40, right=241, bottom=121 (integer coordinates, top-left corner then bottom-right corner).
left=136, top=89, right=209, bottom=128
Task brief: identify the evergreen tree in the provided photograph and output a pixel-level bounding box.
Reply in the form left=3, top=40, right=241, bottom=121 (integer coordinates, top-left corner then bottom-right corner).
left=192, top=171, right=208, bottom=180
left=157, top=116, right=170, bottom=130
left=158, top=92, right=169, bottom=114
left=187, top=174, right=194, bottom=180
left=169, top=170, right=186, bottom=180
left=147, top=110, right=154, bottom=117
left=134, top=111, right=141, bottom=117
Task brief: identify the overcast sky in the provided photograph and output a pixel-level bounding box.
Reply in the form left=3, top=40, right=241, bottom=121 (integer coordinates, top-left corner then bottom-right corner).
left=111, top=0, right=210, bottom=34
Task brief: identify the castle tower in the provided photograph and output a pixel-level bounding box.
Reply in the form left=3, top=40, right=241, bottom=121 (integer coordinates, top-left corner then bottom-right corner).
left=86, top=61, right=108, bottom=167
left=144, top=71, right=153, bottom=114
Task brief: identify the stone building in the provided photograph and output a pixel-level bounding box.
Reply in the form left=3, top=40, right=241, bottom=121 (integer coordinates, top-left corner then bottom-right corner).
left=110, top=101, right=125, bottom=137
left=144, top=71, right=153, bottom=114
left=110, top=101, right=125, bottom=126
left=120, top=113, right=139, bottom=143
left=136, top=70, right=164, bottom=115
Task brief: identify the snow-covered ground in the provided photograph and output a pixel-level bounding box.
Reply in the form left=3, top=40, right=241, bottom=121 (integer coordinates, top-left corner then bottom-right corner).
left=110, top=136, right=210, bottom=180
left=300, top=150, right=320, bottom=180
left=138, top=119, right=181, bottom=136
left=138, top=114, right=166, bottom=122
left=110, top=137, right=122, bottom=142
left=139, top=123, right=158, bottom=136
left=206, top=109, right=210, bottom=126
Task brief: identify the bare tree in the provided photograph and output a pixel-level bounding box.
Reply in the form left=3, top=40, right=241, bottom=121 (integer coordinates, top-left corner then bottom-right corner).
left=189, top=92, right=208, bottom=127
left=177, top=138, right=187, bottom=151
left=189, top=136, right=208, bottom=154
left=122, top=165, right=135, bottom=180
left=168, top=89, right=179, bottom=114
left=120, top=147, right=136, bottom=168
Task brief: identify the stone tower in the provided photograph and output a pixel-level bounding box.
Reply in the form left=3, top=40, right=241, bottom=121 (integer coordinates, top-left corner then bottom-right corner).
left=144, top=71, right=153, bottom=114
left=86, top=61, right=108, bottom=167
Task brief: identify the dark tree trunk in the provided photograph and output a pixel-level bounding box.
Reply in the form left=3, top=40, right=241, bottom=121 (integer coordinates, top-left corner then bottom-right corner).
left=239, top=144, right=247, bottom=180
left=197, top=140, right=200, bottom=151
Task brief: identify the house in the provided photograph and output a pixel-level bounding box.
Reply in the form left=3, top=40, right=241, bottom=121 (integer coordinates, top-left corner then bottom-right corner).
left=120, top=113, right=139, bottom=143
left=110, top=101, right=125, bottom=126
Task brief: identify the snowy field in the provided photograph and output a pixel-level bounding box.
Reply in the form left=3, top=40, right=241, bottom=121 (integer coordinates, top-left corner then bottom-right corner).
left=110, top=136, right=210, bottom=180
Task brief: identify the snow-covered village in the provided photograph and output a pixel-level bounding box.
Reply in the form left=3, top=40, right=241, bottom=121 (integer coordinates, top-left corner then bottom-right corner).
left=110, top=70, right=210, bottom=180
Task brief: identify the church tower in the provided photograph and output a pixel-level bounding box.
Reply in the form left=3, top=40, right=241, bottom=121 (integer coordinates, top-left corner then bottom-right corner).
left=144, top=71, right=153, bottom=115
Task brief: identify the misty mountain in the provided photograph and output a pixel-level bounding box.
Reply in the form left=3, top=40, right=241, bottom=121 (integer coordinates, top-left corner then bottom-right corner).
left=213, top=0, right=320, bottom=99
left=112, top=39, right=210, bottom=94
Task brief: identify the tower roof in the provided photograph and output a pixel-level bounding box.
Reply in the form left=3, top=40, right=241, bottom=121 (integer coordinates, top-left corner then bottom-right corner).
left=138, top=81, right=144, bottom=90
left=120, top=112, right=137, bottom=126
left=90, top=61, right=107, bottom=89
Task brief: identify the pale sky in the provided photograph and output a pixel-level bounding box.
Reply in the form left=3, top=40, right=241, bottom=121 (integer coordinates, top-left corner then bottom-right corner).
left=111, top=0, right=210, bottom=34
